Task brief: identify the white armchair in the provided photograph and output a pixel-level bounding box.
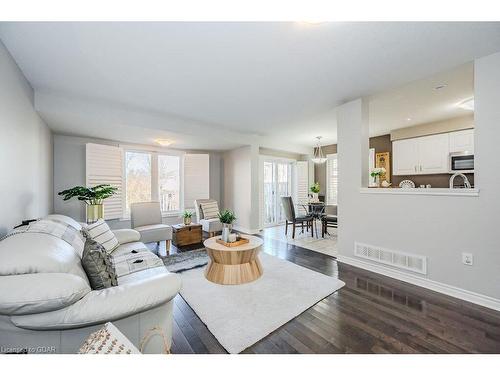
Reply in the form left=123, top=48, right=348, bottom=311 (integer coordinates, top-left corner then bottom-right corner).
left=130, top=202, right=172, bottom=255
left=194, top=199, right=223, bottom=237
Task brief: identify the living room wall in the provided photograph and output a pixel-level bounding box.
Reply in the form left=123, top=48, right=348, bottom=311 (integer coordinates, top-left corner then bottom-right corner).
left=53, top=134, right=223, bottom=228
left=0, top=41, right=53, bottom=236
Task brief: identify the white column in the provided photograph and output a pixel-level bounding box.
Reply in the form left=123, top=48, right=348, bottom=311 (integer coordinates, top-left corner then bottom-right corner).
left=336, top=98, right=369, bottom=256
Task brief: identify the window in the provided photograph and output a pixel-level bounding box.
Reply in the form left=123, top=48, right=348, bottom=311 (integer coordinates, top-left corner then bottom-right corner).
left=326, top=154, right=338, bottom=205
left=124, top=151, right=181, bottom=215
left=158, top=154, right=180, bottom=212
left=125, top=151, right=152, bottom=214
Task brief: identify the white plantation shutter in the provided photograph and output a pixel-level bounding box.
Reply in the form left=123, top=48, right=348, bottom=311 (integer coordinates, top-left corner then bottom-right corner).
left=86, top=143, right=123, bottom=220
left=296, top=161, right=309, bottom=215
left=183, top=154, right=210, bottom=210
left=326, top=154, right=338, bottom=205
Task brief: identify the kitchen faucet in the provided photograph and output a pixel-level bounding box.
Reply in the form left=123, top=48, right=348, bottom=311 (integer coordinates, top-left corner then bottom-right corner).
left=449, top=172, right=472, bottom=189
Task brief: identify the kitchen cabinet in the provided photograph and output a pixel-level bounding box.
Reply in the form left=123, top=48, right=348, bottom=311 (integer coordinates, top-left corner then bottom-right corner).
left=393, top=138, right=419, bottom=175
left=418, top=133, right=450, bottom=174
left=449, top=129, right=474, bottom=154
left=393, top=133, right=449, bottom=175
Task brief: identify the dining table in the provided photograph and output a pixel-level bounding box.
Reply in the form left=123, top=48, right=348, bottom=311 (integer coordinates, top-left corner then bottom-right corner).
left=300, top=201, right=326, bottom=238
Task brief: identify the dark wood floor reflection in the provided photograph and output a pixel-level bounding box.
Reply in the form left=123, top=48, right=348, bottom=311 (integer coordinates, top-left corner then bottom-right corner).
left=170, top=236, right=500, bottom=354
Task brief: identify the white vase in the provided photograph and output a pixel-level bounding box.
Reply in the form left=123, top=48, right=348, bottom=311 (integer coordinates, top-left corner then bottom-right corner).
left=221, top=223, right=232, bottom=242
left=311, top=192, right=319, bottom=202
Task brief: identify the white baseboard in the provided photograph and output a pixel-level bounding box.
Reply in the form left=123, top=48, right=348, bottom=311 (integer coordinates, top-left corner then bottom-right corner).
left=337, top=255, right=500, bottom=312
left=233, top=225, right=260, bottom=235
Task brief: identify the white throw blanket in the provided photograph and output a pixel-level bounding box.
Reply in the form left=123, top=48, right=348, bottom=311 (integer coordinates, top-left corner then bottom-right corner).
left=111, top=247, right=164, bottom=278
left=4, top=218, right=85, bottom=257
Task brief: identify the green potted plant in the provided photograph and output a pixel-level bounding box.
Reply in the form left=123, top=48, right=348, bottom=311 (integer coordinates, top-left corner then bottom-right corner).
left=217, top=209, right=237, bottom=242
left=58, top=184, right=118, bottom=223
left=370, top=167, right=386, bottom=187
left=310, top=182, right=321, bottom=202
left=182, top=210, right=193, bottom=225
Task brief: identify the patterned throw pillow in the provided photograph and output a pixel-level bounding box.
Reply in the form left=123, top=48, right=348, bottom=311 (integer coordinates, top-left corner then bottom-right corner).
left=81, top=238, right=118, bottom=290
left=84, top=219, right=119, bottom=253
left=78, top=322, right=140, bottom=354
left=200, top=201, right=219, bottom=219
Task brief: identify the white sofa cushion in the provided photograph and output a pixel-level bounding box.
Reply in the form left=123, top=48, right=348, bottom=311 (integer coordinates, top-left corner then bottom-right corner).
left=135, top=224, right=172, bottom=244
left=112, top=229, right=141, bottom=245
left=0, top=233, right=87, bottom=280
left=11, top=270, right=182, bottom=330
left=85, top=219, right=119, bottom=253
left=0, top=273, right=90, bottom=315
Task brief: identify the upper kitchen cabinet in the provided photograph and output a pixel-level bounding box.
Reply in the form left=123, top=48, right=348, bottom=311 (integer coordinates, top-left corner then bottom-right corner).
left=449, top=129, right=474, bottom=154
left=393, top=138, right=419, bottom=175
left=393, top=133, right=449, bottom=175
left=417, top=133, right=450, bottom=174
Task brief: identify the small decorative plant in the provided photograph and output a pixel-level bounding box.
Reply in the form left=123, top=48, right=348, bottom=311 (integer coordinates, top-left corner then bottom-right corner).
left=182, top=210, right=193, bottom=225
left=218, top=209, right=236, bottom=242
left=370, top=167, right=386, bottom=178
left=218, top=209, right=236, bottom=225
left=310, top=182, right=321, bottom=194
left=58, top=184, right=118, bottom=223
left=370, top=168, right=387, bottom=187
left=58, top=184, right=118, bottom=205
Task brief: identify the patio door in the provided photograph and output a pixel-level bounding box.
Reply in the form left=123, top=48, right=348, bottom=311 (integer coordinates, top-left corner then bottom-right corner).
left=263, top=160, right=293, bottom=227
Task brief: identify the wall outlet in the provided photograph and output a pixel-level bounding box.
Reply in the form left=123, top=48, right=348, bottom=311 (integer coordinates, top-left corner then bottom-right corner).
left=462, top=252, right=473, bottom=266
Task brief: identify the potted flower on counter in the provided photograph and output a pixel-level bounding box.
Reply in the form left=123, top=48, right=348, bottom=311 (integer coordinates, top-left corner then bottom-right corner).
left=370, top=168, right=387, bottom=187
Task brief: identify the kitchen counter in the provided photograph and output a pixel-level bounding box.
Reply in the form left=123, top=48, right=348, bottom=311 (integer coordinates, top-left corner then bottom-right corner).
left=359, top=187, right=479, bottom=197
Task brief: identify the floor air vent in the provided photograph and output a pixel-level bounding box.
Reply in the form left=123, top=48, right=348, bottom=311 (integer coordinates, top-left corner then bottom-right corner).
left=354, top=242, right=427, bottom=275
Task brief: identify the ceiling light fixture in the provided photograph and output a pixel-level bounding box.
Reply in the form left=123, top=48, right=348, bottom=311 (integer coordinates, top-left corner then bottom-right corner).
left=407, top=117, right=412, bottom=121
left=457, top=98, right=474, bottom=111
left=311, top=136, right=327, bottom=164
left=155, top=139, right=173, bottom=147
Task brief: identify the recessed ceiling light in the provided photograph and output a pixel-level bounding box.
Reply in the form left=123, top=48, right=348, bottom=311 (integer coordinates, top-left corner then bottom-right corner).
left=407, top=118, right=412, bottom=121
left=155, top=139, right=174, bottom=147
left=434, top=84, right=447, bottom=90
left=457, top=98, right=474, bottom=111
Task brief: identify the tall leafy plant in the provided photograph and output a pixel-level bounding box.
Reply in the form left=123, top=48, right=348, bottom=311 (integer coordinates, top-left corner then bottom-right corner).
left=58, top=184, right=118, bottom=205
left=218, top=209, right=236, bottom=224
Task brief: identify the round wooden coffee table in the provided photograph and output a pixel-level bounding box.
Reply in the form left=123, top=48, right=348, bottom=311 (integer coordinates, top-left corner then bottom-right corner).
left=203, top=235, right=263, bottom=285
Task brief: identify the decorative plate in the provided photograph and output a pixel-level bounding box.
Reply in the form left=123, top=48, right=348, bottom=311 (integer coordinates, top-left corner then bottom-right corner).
left=399, top=179, right=416, bottom=189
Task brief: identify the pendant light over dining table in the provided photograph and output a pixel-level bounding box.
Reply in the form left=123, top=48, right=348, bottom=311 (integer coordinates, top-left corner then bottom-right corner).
left=311, top=136, right=327, bottom=164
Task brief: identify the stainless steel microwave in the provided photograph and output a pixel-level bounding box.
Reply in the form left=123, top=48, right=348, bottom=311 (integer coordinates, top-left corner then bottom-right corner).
left=449, top=152, right=474, bottom=173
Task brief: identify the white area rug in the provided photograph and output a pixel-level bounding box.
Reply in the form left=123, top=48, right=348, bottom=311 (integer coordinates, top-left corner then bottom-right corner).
left=264, top=223, right=338, bottom=257
left=179, top=252, right=345, bottom=353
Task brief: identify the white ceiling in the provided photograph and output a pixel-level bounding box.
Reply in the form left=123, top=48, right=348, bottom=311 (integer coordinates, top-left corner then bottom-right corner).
left=0, top=22, right=498, bottom=152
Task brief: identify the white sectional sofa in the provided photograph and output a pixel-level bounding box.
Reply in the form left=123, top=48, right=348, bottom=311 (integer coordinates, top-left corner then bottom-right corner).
left=0, top=214, right=181, bottom=354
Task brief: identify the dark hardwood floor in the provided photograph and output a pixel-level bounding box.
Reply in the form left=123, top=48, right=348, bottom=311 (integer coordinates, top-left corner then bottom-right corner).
left=165, top=235, right=500, bottom=354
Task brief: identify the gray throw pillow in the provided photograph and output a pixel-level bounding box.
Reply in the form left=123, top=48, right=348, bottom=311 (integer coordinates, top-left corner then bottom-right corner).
left=81, top=238, right=118, bottom=290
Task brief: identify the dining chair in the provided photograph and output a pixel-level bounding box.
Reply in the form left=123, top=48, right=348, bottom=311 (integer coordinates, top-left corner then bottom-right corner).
left=281, top=196, right=314, bottom=239
left=322, top=204, right=338, bottom=238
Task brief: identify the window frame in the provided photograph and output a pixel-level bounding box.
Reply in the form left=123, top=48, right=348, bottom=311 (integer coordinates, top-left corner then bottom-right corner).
left=122, top=146, right=184, bottom=219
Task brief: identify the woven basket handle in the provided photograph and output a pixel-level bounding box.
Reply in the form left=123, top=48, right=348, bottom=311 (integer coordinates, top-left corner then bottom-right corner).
left=139, top=325, right=170, bottom=354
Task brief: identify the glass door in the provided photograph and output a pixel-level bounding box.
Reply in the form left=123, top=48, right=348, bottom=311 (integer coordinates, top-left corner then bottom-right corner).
left=263, top=160, right=292, bottom=226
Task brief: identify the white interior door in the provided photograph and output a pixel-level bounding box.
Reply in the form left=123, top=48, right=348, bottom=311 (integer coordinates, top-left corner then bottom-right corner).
left=263, top=160, right=292, bottom=227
